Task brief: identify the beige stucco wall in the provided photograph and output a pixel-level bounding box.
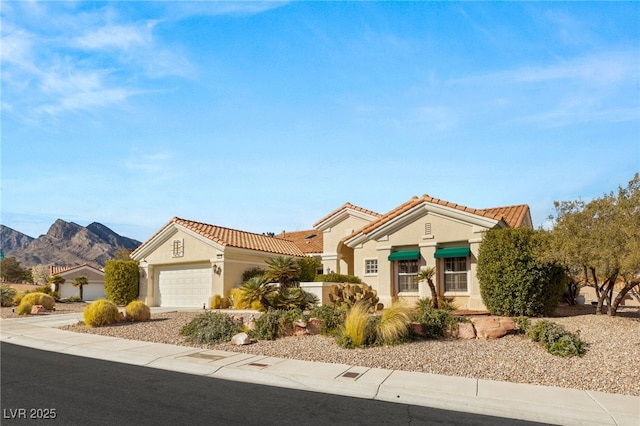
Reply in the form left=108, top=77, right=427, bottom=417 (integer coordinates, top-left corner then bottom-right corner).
left=136, top=226, right=304, bottom=307
left=349, top=210, right=493, bottom=310
left=321, top=214, right=373, bottom=275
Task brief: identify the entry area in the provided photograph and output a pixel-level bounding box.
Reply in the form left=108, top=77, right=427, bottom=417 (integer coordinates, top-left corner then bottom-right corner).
left=157, top=265, right=212, bottom=307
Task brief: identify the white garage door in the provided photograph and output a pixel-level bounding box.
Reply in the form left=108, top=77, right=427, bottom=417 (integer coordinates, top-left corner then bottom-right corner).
left=158, top=266, right=212, bottom=307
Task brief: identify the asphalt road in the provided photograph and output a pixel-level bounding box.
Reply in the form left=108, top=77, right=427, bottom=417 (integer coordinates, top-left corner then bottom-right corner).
left=1, top=343, right=549, bottom=425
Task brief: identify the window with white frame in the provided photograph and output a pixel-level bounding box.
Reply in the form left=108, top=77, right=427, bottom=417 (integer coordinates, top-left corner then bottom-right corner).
left=444, top=257, right=468, bottom=292
left=171, top=239, right=184, bottom=258
left=365, top=259, right=378, bottom=275
left=397, top=259, right=419, bottom=292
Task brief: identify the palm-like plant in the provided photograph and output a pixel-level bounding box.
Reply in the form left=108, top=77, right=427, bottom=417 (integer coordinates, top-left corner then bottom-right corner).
left=240, top=275, right=276, bottom=311
left=265, top=256, right=301, bottom=291
left=415, top=267, right=438, bottom=309
left=72, top=276, right=89, bottom=301
left=48, top=274, right=65, bottom=293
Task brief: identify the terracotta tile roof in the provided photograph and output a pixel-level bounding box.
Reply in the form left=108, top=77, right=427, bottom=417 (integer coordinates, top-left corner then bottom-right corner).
left=50, top=263, right=104, bottom=276
left=136, top=217, right=305, bottom=257
left=350, top=194, right=531, bottom=239
left=478, top=204, right=532, bottom=228
left=313, top=202, right=382, bottom=228
left=277, top=229, right=323, bottom=254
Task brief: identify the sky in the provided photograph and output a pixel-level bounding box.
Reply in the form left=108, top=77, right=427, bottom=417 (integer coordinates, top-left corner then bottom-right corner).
left=1, top=1, right=639, bottom=243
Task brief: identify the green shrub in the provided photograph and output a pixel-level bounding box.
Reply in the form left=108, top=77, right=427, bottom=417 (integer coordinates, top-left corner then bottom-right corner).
left=104, top=260, right=139, bottom=305
left=241, top=267, right=267, bottom=282
left=17, top=292, right=56, bottom=315
left=527, top=320, right=586, bottom=357
left=308, top=304, right=347, bottom=335
left=180, top=311, right=243, bottom=344
left=477, top=228, right=566, bottom=317
left=59, top=296, right=83, bottom=303
left=1, top=284, right=16, bottom=307
left=297, top=257, right=321, bottom=282
left=13, top=293, right=24, bottom=306
left=315, top=273, right=361, bottom=284
left=31, top=285, right=60, bottom=301
left=376, top=302, right=411, bottom=345
left=248, top=309, right=303, bottom=340
left=83, top=299, right=120, bottom=327
left=210, top=294, right=222, bottom=309
left=125, top=301, right=151, bottom=322
left=417, top=307, right=455, bottom=339
left=230, top=288, right=249, bottom=309
left=513, top=316, right=531, bottom=334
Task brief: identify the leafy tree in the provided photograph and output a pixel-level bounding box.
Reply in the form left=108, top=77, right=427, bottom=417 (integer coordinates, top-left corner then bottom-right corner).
left=0, top=257, right=27, bottom=283
left=545, top=174, right=640, bottom=316
left=113, top=247, right=133, bottom=260
left=31, top=264, right=50, bottom=286
left=477, top=227, right=566, bottom=317
left=48, top=274, right=65, bottom=293
left=104, top=259, right=139, bottom=305
left=72, top=276, right=89, bottom=300
left=265, top=256, right=301, bottom=290
left=297, top=256, right=321, bottom=282
left=415, top=267, right=438, bottom=309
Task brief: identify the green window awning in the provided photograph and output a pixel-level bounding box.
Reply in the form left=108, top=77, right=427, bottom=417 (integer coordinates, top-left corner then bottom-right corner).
left=388, top=250, right=421, bottom=261
left=434, top=247, right=470, bottom=259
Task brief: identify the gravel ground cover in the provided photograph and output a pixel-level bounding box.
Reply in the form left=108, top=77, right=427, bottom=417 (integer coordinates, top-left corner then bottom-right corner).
left=45, top=304, right=640, bottom=396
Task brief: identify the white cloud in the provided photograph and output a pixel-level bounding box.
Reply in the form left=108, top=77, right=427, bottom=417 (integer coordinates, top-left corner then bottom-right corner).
left=72, top=22, right=155, bottom=51
left=1, top=5, right=192, bottom=120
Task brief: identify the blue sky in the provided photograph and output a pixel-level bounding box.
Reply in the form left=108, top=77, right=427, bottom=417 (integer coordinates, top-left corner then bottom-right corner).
left=2, top=1, right=639, bottom=243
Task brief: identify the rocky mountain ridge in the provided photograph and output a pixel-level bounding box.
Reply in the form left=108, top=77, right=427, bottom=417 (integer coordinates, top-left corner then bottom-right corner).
left=0, top=220, right=141, bottom=268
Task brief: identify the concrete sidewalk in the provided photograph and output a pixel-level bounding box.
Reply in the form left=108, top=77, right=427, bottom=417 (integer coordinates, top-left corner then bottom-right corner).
left=1, top=311, right=638, bottom=426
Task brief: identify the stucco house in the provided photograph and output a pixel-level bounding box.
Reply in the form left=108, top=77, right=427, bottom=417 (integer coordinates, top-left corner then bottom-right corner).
left=131, top=217, right=305, bottom=307
left=315, top=195, right=532, bottom=310
left=132, top=195, right=531, bottom=310
left=49, top=264, right=106, bottom=300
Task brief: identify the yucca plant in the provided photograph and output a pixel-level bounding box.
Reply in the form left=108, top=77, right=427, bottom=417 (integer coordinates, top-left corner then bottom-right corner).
left=377, top=301, right=411, bottom=345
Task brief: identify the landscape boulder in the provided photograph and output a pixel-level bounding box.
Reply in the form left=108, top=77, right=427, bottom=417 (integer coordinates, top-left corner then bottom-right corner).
left=470, top=316, right=515, bottom=339
left=457, top=322, right=476, bottom=339
left=306, top=318, right=323, bottom=335
left=31, top=305, right=46, bottom=314
left=230, top=332, right=251, bottom=345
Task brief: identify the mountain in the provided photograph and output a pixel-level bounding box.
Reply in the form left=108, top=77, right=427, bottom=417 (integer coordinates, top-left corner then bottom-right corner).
left=0, top=219, right=141, bottom=268
left=0, top=225, right=35, bottom=253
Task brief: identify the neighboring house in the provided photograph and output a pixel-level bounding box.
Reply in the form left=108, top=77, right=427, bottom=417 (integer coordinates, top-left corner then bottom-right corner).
left=130, top=217, right=305, bottom=308
left=49, top=264, right=105, bottom=300
left=315, top=195, right=532, bottom=310
left=276, top=229, right=324, bottom=273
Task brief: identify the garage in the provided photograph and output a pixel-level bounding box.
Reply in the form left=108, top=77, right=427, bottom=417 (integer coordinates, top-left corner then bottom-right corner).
left=157, top=266, right=212, bottom=308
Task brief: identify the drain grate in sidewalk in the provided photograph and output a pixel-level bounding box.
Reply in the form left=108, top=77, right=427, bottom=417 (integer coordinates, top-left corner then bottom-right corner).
left=185, top=353, right=228, bottom=362
left=247, top=362, right=269, bottom=368
left=341, top=372, right=360, bottom=379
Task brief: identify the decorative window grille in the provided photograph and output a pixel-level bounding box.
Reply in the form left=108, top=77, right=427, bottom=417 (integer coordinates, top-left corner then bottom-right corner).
left=171, top=239, right=184, bottom=258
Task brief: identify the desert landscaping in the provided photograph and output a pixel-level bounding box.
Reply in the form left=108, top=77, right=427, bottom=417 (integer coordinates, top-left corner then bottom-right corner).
left=3, top=301, right=636, bottom=397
